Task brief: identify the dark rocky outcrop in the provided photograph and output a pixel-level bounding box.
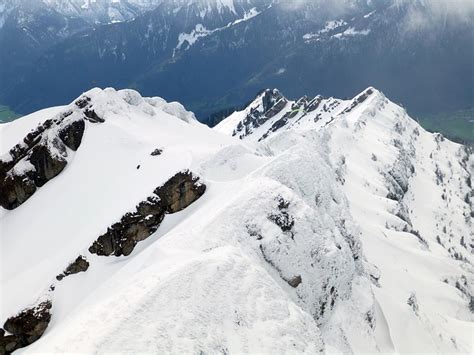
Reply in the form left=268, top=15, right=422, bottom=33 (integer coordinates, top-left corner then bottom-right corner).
left=288, top=275, right=302, bottom=288
left=150, top=148, right=163, bottom=156
left=75, top=95, right=104, bottom=123
left=306, top=96, right=323, bottom=113
left=28, top=142, right=68, bottom=188
left=0, top=333, right=19, bottom=355
left=0, top=134, right=73, bottom=208
left=56, top=256, right=90, bottom=281
left=258, top=94, right=327, bottom=141
left=259, top=112, right=291, bottom=141
left=58, top=119, right=85, bottom=151
left=89, top=171, right=206, bottom=257
left=288, top=96, right=309, bottom=118
left=0, top=173, right=37, bottom=210
left=157, top=171, right=206, bottom=214
left=407, top=293, right=419, bottom=314
left=83, top=108, right=104, bottom=123
left=233, top=89, right=288, bottom=139
left=268, top=196, right=295, bottom=234
left=341, top=88, right=374, bottom=115
left=0, top=94, right=106, bottom=210
left=0, top=135, right=70, bottom=209
left=264, top=96, right=287, bottom=119
left=0, top=301, right=52, bottom=354
left=75, top=96, right=91, bottom=109
left=261, top=89, right=285, bottom=113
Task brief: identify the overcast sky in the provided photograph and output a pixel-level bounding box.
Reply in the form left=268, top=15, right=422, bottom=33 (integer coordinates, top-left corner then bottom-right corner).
left=280, top=0, right=474, bottom=30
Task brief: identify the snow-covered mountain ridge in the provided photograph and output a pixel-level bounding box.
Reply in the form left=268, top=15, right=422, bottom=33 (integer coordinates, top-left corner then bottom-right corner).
left=0, top=86, right=472, bottom=354
left=0, top=0, right=162, bottom=27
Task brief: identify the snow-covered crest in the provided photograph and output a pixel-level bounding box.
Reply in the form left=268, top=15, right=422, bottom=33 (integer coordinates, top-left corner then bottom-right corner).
left=218, top=85, right=473, bottom=352
left=0, top=86, right=472, bottom=353
left=78, top=87, right=198, bottom=123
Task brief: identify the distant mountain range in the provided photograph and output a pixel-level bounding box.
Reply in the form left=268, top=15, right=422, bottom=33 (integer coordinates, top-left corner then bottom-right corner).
left=0, top=0, right=473, bottom=122
left=0, top=0, right=160, bottom=26
left=0, top=0, right=162, bottom=105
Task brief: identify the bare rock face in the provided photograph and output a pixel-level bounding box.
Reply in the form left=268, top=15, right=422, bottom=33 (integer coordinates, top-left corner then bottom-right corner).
left=56, top=256, right=90, bottom=281
left=150, top=148, right=163, bottom=156
left=0, top=117, right=85, bottom=209
left=89, top=205, right=166, bottom=257
left=58, top=119, right=86, bottom=151
left=288, top=275, right=302, bottom=288
left=258, top=95, right=327, bottom=141
left=0, top=333, right=20, bottom=355
left=0, top=94, right=104, bottom=210
left=89, top=171, right=206, bottom=257
left=305, top=95, right=323, bottom=113
left=0, top=172, right=37, bottom=210
left=3, top=301, right=52, bottom=340
left=341, top=87, right=374, bottom=115
left=157, top=171, right=206, bottom=213
left=233, top=89, right=288, bottom=139
left=83, top=108, right=104, bottom=123
left=0, top=301, right=52, bottom=354
left=265, top=100, right=287, bottom=119
left=28, top=142, right=68, bottom=187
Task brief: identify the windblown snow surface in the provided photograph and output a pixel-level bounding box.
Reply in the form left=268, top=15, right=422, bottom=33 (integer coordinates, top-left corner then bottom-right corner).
left=0, top=87, right=472, bottom=354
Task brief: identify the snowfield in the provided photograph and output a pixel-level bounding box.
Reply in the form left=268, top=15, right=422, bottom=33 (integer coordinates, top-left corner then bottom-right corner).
left=0, top=86, right=472, bottom=354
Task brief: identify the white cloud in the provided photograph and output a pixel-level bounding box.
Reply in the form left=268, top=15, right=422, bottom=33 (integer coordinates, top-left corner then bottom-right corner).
left=277, top=0, right=355, bottom=16
left=278, top=0, right=474, bottom=30
left=396, top=0, right=474, bottom=31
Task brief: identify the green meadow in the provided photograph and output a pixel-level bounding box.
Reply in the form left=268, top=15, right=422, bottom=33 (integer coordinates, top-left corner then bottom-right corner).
left=416, top=109, right=474, bottom=145
left=0, top=104, right=21, bottom=123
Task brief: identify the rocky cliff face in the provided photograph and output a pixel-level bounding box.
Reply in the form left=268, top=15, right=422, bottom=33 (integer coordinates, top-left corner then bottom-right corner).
left=0, top=301, right=52, bottom=355
left=232, top=89, right=288, bottom=139
left=56, top=256, right=89, bottom=281
left=89, top=171, right=206, bottom=256
left=0, top=118, right=81, bottom=209
left=215, top=87, right=350, bottom=142
left=0, top=93, right=107, bottom=209
left=0, top=169, right=206, bottom=352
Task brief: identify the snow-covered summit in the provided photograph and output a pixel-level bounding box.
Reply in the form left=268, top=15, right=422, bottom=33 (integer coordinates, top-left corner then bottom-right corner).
left=74, top=87, right=198, bottom=123
left=218, top=85, right=474, bottom=352
left=0, top=86, right=472, bottom=354
left=0, top=87, right=202, bottom=210
left=215, top=86, right=383, bottom=142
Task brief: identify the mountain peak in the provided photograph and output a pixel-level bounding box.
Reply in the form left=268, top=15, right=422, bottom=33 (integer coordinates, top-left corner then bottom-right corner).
left=74, top=87, right=197, bottom=123
left=214, top=88, right=289, bottom=139
left=215, top=86, right=389, bottom=142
